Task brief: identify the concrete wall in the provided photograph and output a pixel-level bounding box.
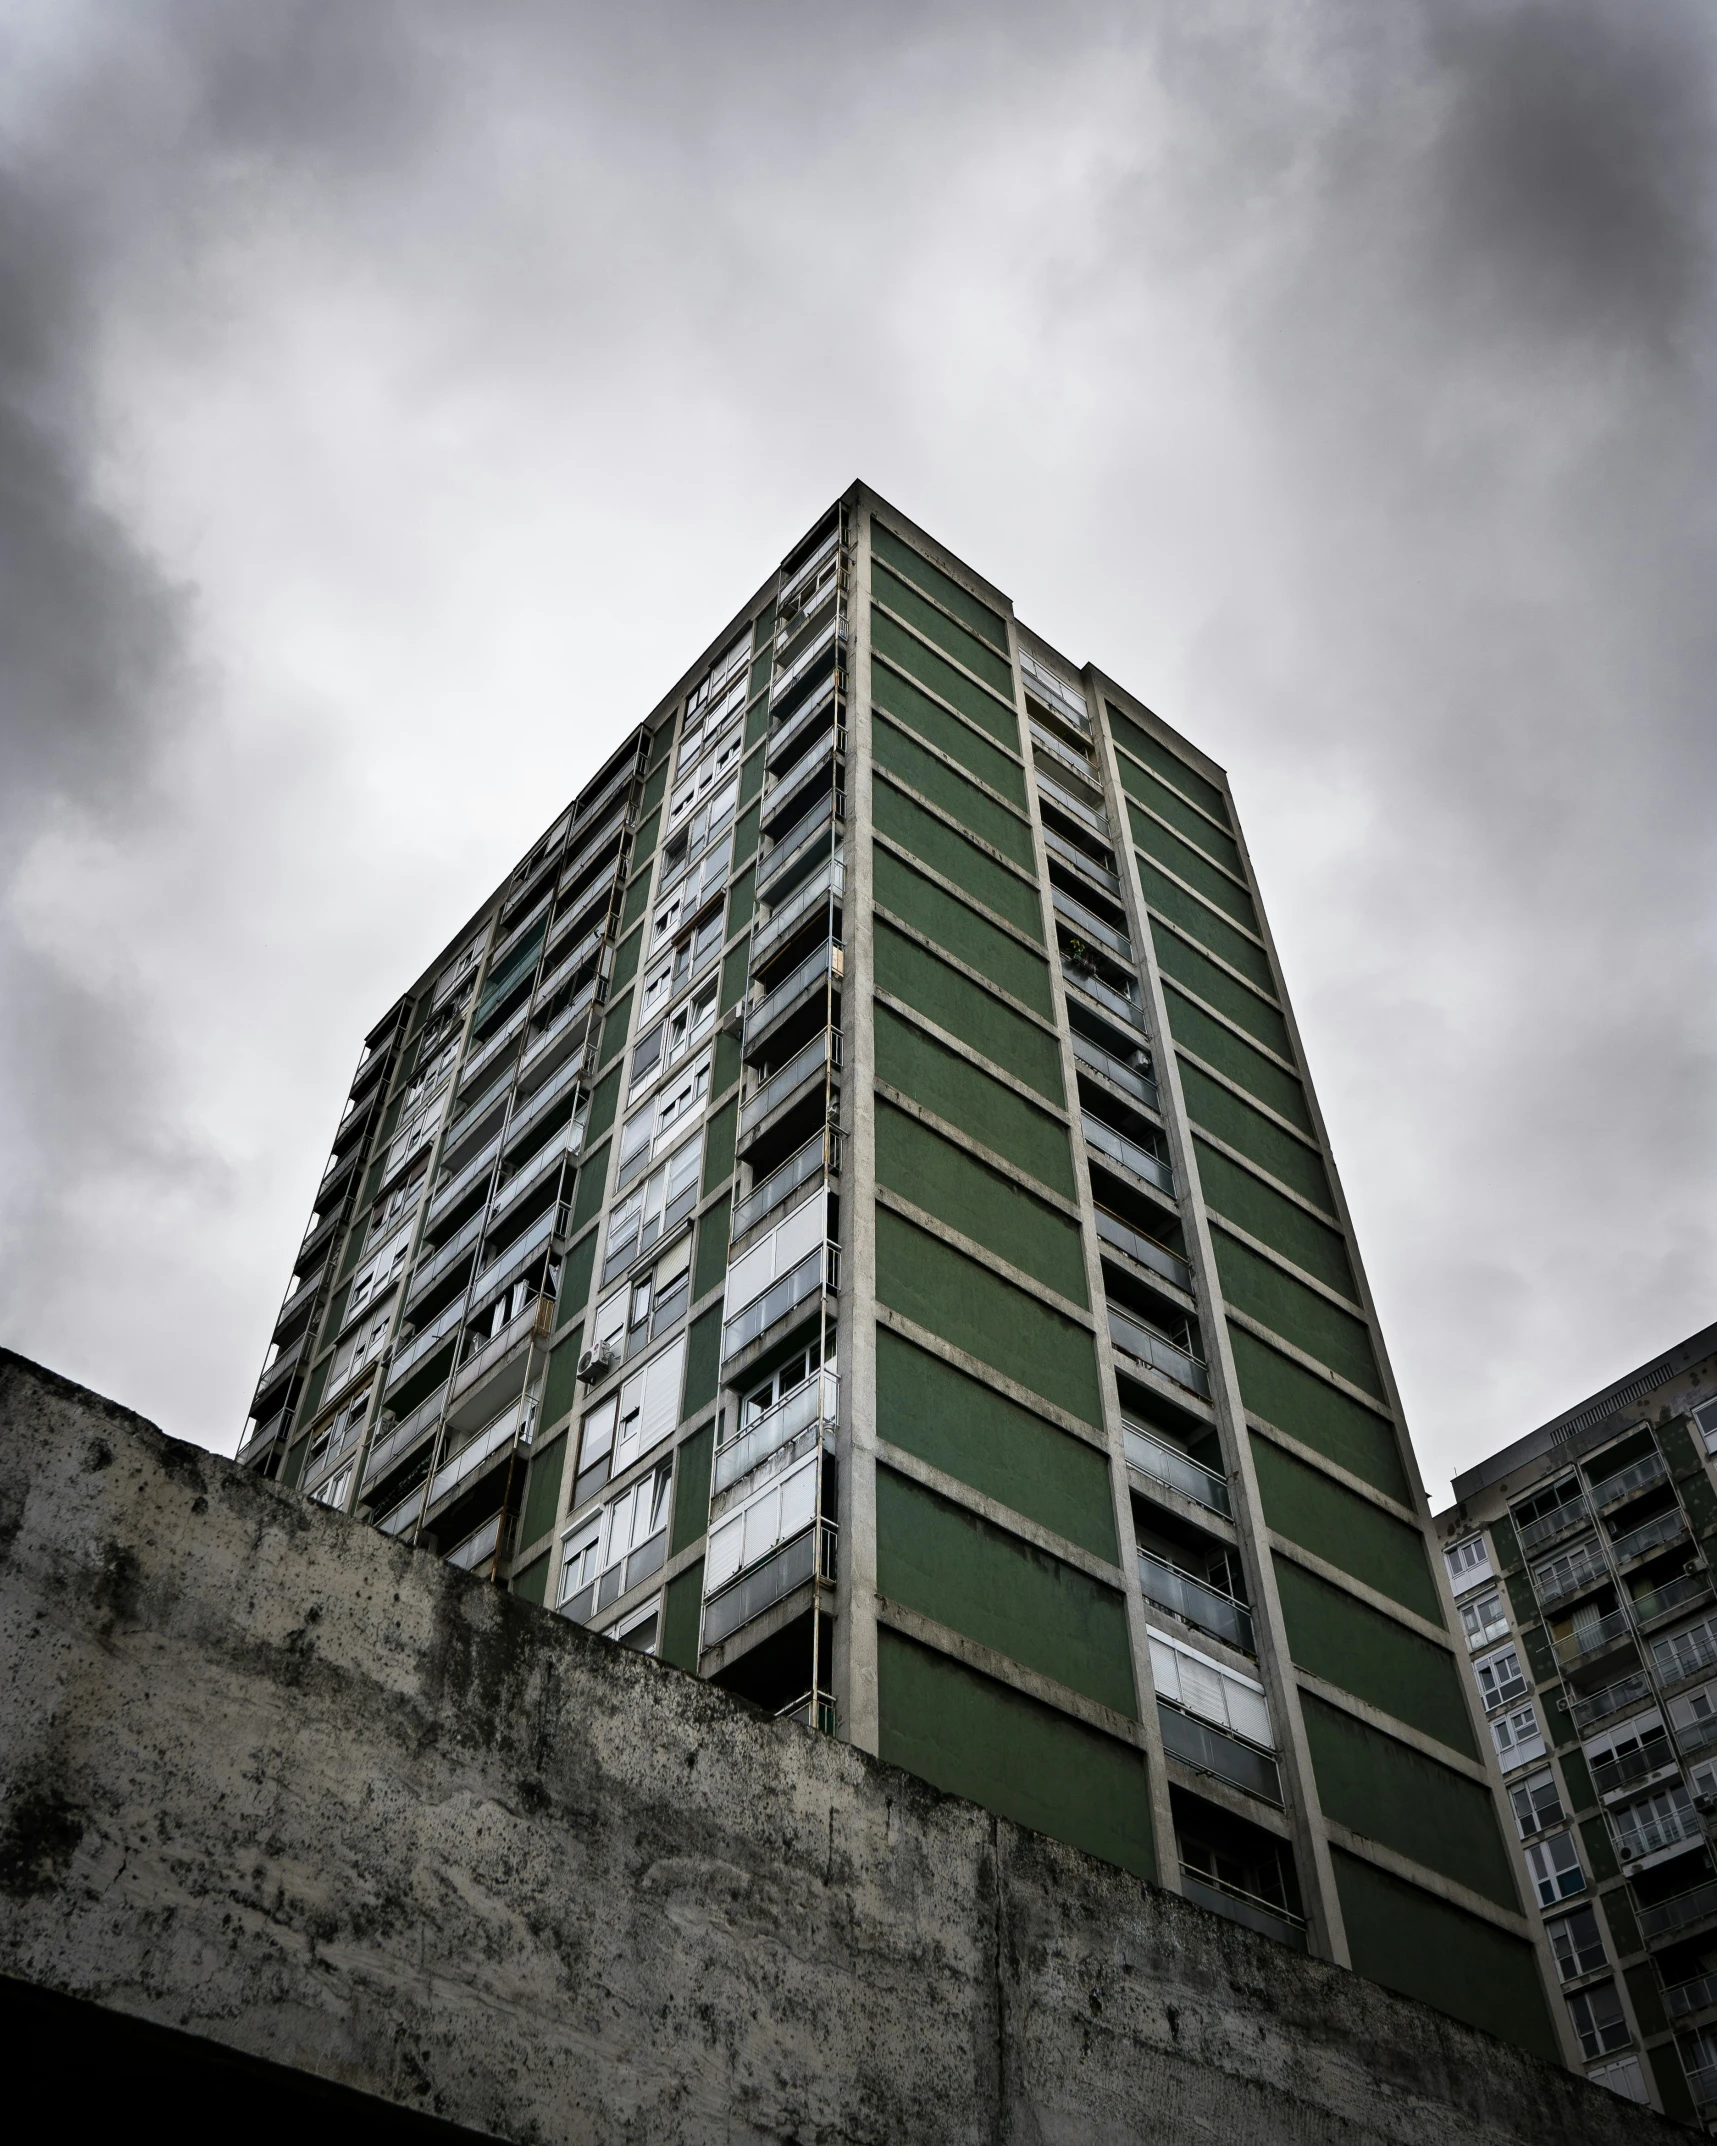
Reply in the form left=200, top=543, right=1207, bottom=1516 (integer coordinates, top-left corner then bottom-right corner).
left=0, top=1350, right=1674, bottom=2143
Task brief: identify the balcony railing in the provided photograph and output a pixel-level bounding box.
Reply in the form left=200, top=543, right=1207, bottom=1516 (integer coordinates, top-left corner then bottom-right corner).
left=1687, top=2063, right=1717, bottom=2114
left=1084, top=1113, right=1173, bottom=1194
left=731, top=1135, right=830, bottom=1246
left=756, top=789, right=839, bottom=896
left=490, top=1128, right=580, bottom=1229
left=1638, top=1879, right=1717, bottom=1940
left=1663, top=1974, right=1717, bottom=2020
left=406, top=1209, right=486, bottom=1315
left=1179, top=1870, right=1306, bottom=1950
left=1591, top=1451, right=1669, bottom=1510
left=427, top=1132, right=503, bottom=1229
left=745, top=939, right=840, bottom=1048
left=1065, top=970, right=1143, bottom=1032
left=765, top=679, right=837, bottom=772
left=445, top=1512, right=504, bottom=1575
left=1515, top=1496, right=1591, bottom=1555
left=427, top=1405, right=527, bottom=1512
left=1634, top=1572, right=1715, bottom=1627
left=1035, top=768, right=1109, bottom=837
left=1123, top=1422, right=1229, bottom=1516
left=1030, top=721, right=1099, bottom=788
left=362, top=1382, right=448, bottom=1490
left=1041, top=823, right=1119, bottom=897
left=1617, top=1803, right=1700, bottom=1863
left=701, top=1521, right=837, bottom=1650
left=451, top=1297, right=546, bottom=1401
left=1073, top=1032, right=1159, bottom=1112
left=459, top=1004, right=528, bottom=1092
left=1612, top=1508, right=1689, bottom=1566
left=762, top=729, right=838, bottom=833
left=1534, top=1539, right=1613, bottom=1612
left=1140, top=1552, right=1252, bottom=1652
left=1568, top=1670, right=1655, bottom=1736
left=1591, top=1741, right=1678, bottom=1798
left=468, top=1204, right=565, bottom=1318
left=739, top=1029, right=836, bottom=1138
left=1156, top=1700, right=1280, bottom=1804
left=1109, top=1307, right=1210, bottom=1399
left=750, top=854, right=843, bottom=966
left=1095, top=1207, right=1190, bottom=1293
left=1052, top=887, right=1132, bottom=960
left=505, top=1053, right=584, bottom=1150
left=251, top=1334, right=306, bottom=1412
left=721, top=1243, right=838, bottom=1362
left=386, top=1298, right=466, bottom=1389
left=1554, top=1610, right=1633, bottom=1668
left=713, top=1373, right=838, bottom=1501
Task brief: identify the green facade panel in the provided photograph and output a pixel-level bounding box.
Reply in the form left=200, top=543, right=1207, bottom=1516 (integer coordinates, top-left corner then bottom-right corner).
left=541, top=1330, right=584, bottom=1436
left=1302, top=1694, right=1517, bottom=1907
left=872, top=665, right=1029, bottom=811
left=1162, top=984, right=1311, bottom=1131
left=1152, top=924, right=1293, bottom=1060
left=874, top=1003, right=1074, bottom=1198
left=1105, top=704, right=1230, bottom=826
left=873, top=715, right=1034, bottom=865
left=703, top=1097, right=738, bottom=1192
left=511, top=1551, right=550, bottom=1606
left=871, top=607, right=1019, bottom=748
left=1331, top=1850, right=1558, bottom=2062
left=1178, top=1060, right=1333, bottom=1212
left=609, top=920, right=643, bottom=995
left=1274, top=1558, right=1476, bottom=1757
left=874, top=923, right=1064, bottom=1104
left=1129, top=809, right=1256, bottom=929
left=875, top=1101, right=1086, bottom=1305
left=681, top=1304, right=722, bottom=1422
left=876, top=1208, right=1103, bottom=1427
left=1212, top=1227, right=1383, bottom=1399
left=874, top=776, right=1041, bottom=938
left=1196, top=1140, right=1357, bottom=1301
left=878, top=1629, right=1155, bottom=1880
left=876, top=1327, right=1119, bottom=1562
left=518, top=1429, right=569, bottom=1550
left=1228, top=1325, right=1408, bottom=1499
left=693, top=1194, right=731, bottom=1301
left=871, top=520, right=1009, bottom=651
left=876, top=1467, right=1134, bottom=1716
left=1136, top=857, right=1273, bottom=991
left=672, top=1423, right=714, bottom=1555
left=873, top=560, right=1016, bottom=701
left=661, top=1561, right=704, bottom=1671
left=1250, top=1435, right=1438, bottom=1619
left=1117, top=756, right=1246, bottom=879
left=874, top=848, right=1053, bottom=1019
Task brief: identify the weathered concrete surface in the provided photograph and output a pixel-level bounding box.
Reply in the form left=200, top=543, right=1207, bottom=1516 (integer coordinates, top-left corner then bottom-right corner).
left=0, top=1350, right=1674, bottom=2143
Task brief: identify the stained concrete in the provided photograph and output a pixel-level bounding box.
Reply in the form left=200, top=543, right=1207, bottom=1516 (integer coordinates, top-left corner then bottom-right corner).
left=0, top=1350, right=1675, bottom=2143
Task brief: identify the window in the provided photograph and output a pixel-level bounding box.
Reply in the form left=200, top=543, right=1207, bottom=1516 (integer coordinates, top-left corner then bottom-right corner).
left=1586, top=2056, right=1647, bottom=2105
left=329, top=1305, right=392, bottom=1390
left=670, top=717, right=744, bottom=819
left=616, top=1055, right=711, bottom=1190
left=641, top=900, right=725, bottom=1018
left=1653, top=1612, right=1717, bottom=1684
left=629, top=977, right=717, bottom=1096
left=739, top=1333, right=833, bottom=1430
left=612, top=1595, right=663, bottom=1656
left=705, top=1450, right=820, bottom=1594
left=310, top=1461, right=353, bottom=1511
left=1566, top=1980, right=1631, bottom=2061
left=1444, top=1535, right=1493, bottom=1593
left=1545, top=1904, right=1607, bottom=1983
left=1493, top=1702, right=1547, bottom=1770
left=1475, top=1644, right=1529, bottom=1713
left=574, top=1334, right=688, bottom=1502
left=405, top=1034, right=458, bottom=1111
left=348, top=1228, right=412, bottom=1318
left=1148, top=1631, right=1274, bottom=1749
left=1524, top=1831, right=1586, bottom=1907
left=1460, top=1589, right=1509, bottom=1649
left=557, top=1464, right=672, bottom=1621
left=557, top=1517, right=601, bottom=1606
left=1696, top=1398, right=1717, bottom=1458
left=1511, top=1476, right=1584, bottom=1537
left=1669, top=1679, right=1717, bottom=1738
left=366, top=1157, right=428, bottom=1246
left=1611, top=1781, right=1695, bottom=1862
left=1682, top=2025, right=1717, bottom=2101
left=1509, top=1768, right=1565, bottom=1838
left=658, top=780, right=739, bottom=890
left=602, top=1137, right=703, bottom=1283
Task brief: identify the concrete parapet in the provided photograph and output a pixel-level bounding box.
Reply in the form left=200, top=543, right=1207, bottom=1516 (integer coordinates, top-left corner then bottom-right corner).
left=0, top=1350, right=1675, bottom=2142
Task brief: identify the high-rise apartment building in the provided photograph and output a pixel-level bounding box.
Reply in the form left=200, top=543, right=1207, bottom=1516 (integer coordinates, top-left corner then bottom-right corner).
left=1436, top=1324, right=1717, bottom=2119
left=240, top=484, right=1562, bottom=2063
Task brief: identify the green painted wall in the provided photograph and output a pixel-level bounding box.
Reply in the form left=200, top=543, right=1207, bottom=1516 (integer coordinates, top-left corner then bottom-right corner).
left=872, top=560, right=1015, bottom=701
left=876, top=1208, right=1102, bottom=1427
left=719, top=940, right=749, bottom=1016
left=874, top=848, right=1052, bottom=1019
left=1212, top=1228, right=1383, bottom=1399
left=585, top=1061, right=623, bottom=1144
left=874, top=777, right=1041, bottom=939
left=1163, top=985, right=1311, bottom=1131
left=871, top=608, right=1018, bottom=748
left=672, top=1423, right=714, bottom=1554
left=1303, top=1695, right=1516, bottom=1907
left=693, top=1194, right=731, bottom=1300
left=875, top=1003, right=1074, bottom=1198
left=1250, top=1434, right=1436, bottom=1617
left=875, top=1101, right=1086, bottom=1305
left=559, top=1235, right=596, bottom=1331
left=876, top=1327, right=1118, bottom=1562
left=872, top=667, right=1029, bottom=811
left=727, top=866, right=756, bottom=937
left=871, top=521, right=1009, bottom=651
left=1129, top=812, right=1255, bottom=929
left=876, top=1468, right=1134, bottom=1715
left=570, top=1145, right=610, bottom=1234
left=1152, top=925, right=1292, bottom=1060
left=1331, top=1850, right=1558, bottom=2061
left=621, top=858, right=654, bottom=933
left=1105, top=705, right=1230, bottom=826
left=1136, top=857, right=1273, bottom=992
left=1196, top=1140, right=1356, bottom=1300
left=661, top=1561, right=704, bottom=1670
left=1274, top=1558, right=1476, bottom=1756
left=519, top=1429, right=568, bottom=1549
left=739, top=740, right=767, bottom=809
left=1228, top=1326, right=1408, bottom=1500
left=733, top=799, right=761, bottom=868
left=681, top=1304, right=721, bottom=1420
left=541, top=1331, right=584, bottom=1436
left=1177, top=1060, right=1332, bottom=1211
left=703, top=1097, right=737, bottom=1191
left=598, top=988, right=634, bottom=1070
left=609, top=920, right=643, bottom=995
left=873, top=718, right=1034, bottom=871
left=511, top=1551, right=549, bottom=1606
left=640, top=756, right=670, bottom=814
left=1117, top=758, right=1245, bottom=879
left=878, top=1629, right=1155, bottom=1880
left=875, top=923, right=1064, bottom=1104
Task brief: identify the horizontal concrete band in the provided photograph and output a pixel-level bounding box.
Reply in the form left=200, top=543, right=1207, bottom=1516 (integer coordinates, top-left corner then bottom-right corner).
left=0, top=1350, right=1668, bottom=2146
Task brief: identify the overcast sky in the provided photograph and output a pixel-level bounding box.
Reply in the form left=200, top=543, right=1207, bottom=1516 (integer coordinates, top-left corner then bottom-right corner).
left=1, top=0, right=1712, bottom=1507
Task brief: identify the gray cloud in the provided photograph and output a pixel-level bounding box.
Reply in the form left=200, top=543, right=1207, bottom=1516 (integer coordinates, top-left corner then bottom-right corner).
left=0, top=0, right=1711, bottom=1494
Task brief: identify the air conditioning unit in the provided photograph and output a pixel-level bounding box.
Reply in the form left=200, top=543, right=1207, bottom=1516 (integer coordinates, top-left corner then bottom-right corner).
left=1694, top=1791, right=1717, bottom=1813
left=578, top=1339, right=619, bottom=1384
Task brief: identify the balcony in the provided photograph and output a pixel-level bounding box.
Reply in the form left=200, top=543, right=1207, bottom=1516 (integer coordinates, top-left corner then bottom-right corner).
left=765, top=678, right=837, bottom=773
left=251, top=1333, right=306, bottom=1415
left=386, top=1298, right=466, bottom=1392
left=1591, top=1451, right=1670, bottom=1511
left=756, top=790, right=840, bottom=900
left=468, top=1204, right=566, bottom=1316
left=490, top=1129, right=579, bottom=1230
left=504, top=1053, right=584, bottom=1154
left=458, top=1003, right=528, bottom=1092
left=1052, top=886, right=1132, bottom=961
left=738, top=1029, right=838, bottom=1140
left=361, top=1382, right=448, bottom=1491
left=702, top=1520, right=837, bottom=1650
left=1140, top=1551, right=1252, bottom=1652
left=426, top=1399, right=529, bottom=1514
left=1591, top=1741, right=1679, bottom=1799
left=1030, top=720, right=1098, bottom=787
left=1688, top=2064, right=1717, bottom=2115
left=1065, top=969, right=1143, bottom=1033
left=771, top=612, right=840, bottom=706
left=1638, top=1878, right=1717, bottom=1940
left=1084, top=1113, right=1173, bottom=1196
left=744, top=940, right=841, bottom=1059
left=721, top=1242, right=838, bottom=1363
left=445, top=1512, right=505, bottom=1575
left=731, top=1135, right=830, bottom=1247
left=1515, top=1496, right=1592, bottom=1556
left=272, top=1263, right=326, bottom=1345
left=1534, top=1539, right=1613, bottom=1613
left=1179, top=1870, right=1306, bottom=1950
left=1664, top=1974, right=1717, bottom=2021
left=1124, top=1422, right=1229, bottom=1517
left=1613, top=1508, right=1690, bottom=1567
left=1157, top=1700, right=1281, bottom=1804
left=1073, top=1032, right=1159, bottom=1113
left=1035, top=768, right=1109, bottom=838
left=426, top=1132, right=503, bottom=1232
left=1041, top=823, right=1119, bottom=898
left=1096, top=1207, right=1190, bottom=1294
left=405, top=1209, right=485, bottom=1319
left=713, top=1373, right=837, bottom=1503
left=1109, top=1306, right=1210, bottom=1399
left=1568, top=1670, right=1655, bottom=1736
left=1634, top=1572, right=1715, bottom=1629
left=1555, top=1610, right=1634, bottom=1669
left=750, top=853, right=843, bottom=967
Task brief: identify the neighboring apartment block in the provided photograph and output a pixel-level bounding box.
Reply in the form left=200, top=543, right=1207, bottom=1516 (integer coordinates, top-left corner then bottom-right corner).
left=1436, top=1324, right=1717, bottom=2121
left=240, top=483, right=1564, bottom=2066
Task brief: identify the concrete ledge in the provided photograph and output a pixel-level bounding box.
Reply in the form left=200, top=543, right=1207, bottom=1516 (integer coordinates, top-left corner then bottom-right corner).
left=0, top=1349, right=1672, bottom=2144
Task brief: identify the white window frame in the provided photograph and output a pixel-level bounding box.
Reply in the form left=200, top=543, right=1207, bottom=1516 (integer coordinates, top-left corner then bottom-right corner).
left=1460, top=1588, right=1509, bottom=1650
left=1492, top=1701, right=1547, bottom=1771
left=1444, top=1535, right=1493, bottom=1594
left=1524, top=1830, right=1585, bottom=1908
left=1474, top=1643, right=1529, bottom=1713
